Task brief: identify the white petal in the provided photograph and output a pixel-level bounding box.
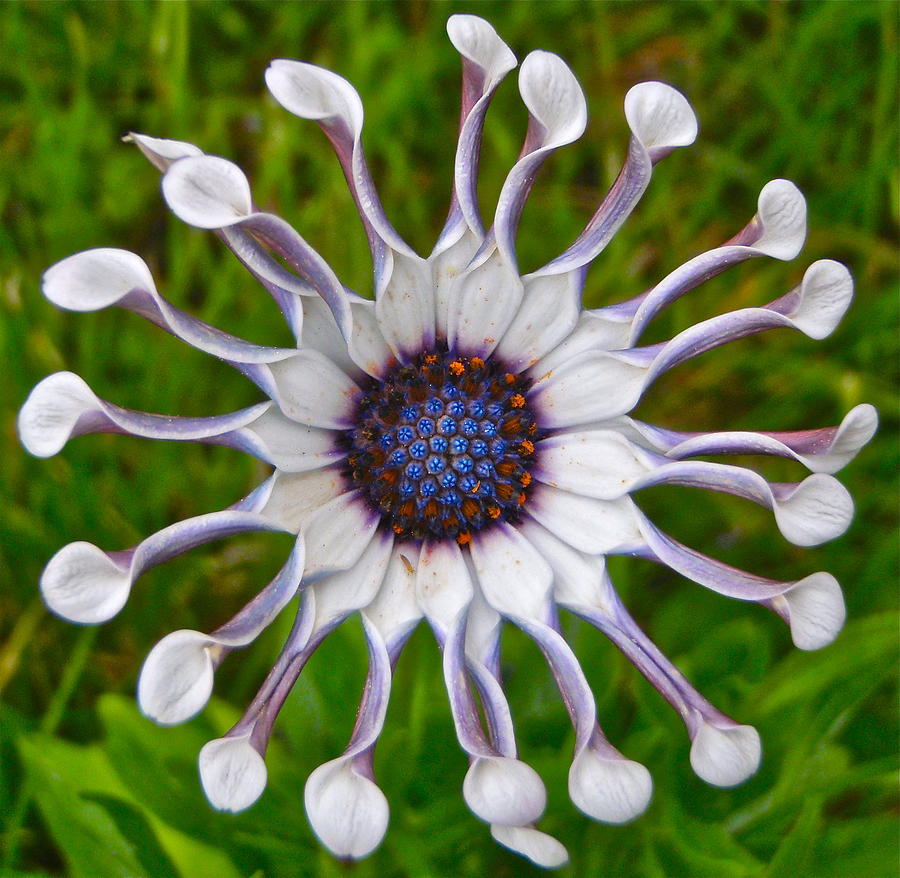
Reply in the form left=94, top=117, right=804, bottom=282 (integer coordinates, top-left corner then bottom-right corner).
left=305, top=760, right=389, bottom=860
left=363, top=545, right=423, bottom=646
left=313, top=530, right=393, bottom=627
left=137, top=629, right=217, bottom=725
left=43, top=248, right=156, bottom=312
left=772, top=474, right=853, bottom=547
left=266, top=60, right=363, bottom=131
left=789, top=259, right=853, bottom=339
left=535, top=430, right=652, bottom=498
left=780, top=572, right=846, bottom=650
left=447, top=248, right=524, bottom=357
left=463, top=756, right=547, bottom=827
left=18, top=372, right=101, bottom=458
left=517, top=519, right=611, bottom=614
left=375, top=252, right=435, bottom=361
left=530, top=349, right=645, bottom=427
left=518, top=51, right=587, bottom=148
left=303, top=490, right=378, bottom=580
left=416, top=539, right=473, bottom=633
left=39, top=542, right=130, bottom=624
left=623, top=82, right=698, bottom=152
left=469, top=523, right=552, bottom=620
left=527, top=487, right=642, bottom=555
left=569, top=748, right=653, bottom=824
left=258, top=468, right=345, bottom=533
left=690, top=722, right=761, bottom=787
left=493, top=272, right=582, bottom=373
left=127, top=132, right=202, bottom=170
left=446, top=15, right=516, bottom=82
left=491, top=825, right=569, bottom=869
left=246, top=407, right=344, bottom=472
left=268, top=349, right=360, bottom=429
left=199, top=735, right=267, bottom=812
left=348, top=299, right=394, bottom=379
left=751, top=179, right=807, bottom=260
left=162, top=155, right=253, bottom=229
left=532, top=308, right=634, bottom=375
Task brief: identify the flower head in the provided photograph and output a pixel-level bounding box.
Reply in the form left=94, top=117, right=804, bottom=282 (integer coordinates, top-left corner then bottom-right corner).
left=19, top=14, right=876, bottom=869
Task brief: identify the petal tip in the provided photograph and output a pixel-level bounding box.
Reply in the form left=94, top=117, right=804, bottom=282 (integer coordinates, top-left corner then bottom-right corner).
left=690, top=722, right=761, bottom=787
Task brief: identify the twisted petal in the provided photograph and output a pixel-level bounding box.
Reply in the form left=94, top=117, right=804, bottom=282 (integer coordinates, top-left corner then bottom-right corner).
left=494, top=50, right=587, bottom=271
left=40, top=248, right=298, bottom=406
left=623, top=180, right=808, bottom=344
left=531, top=260, right=853, bottom=426
left=199, top=733, right=268, bottom=812
left=440, top=14, right=517, bottom=242
left=635, top=516, right=846, bottom=648
left=532, top=82, right=697, bottom=277
left=40, top=484, right=287, bottom=624
left=491, top=825, right=569, bottom=869
left=531, top=526, right=762, bottom=786
left=126, top=132, right=202, bottom=170
left=305, top=758, right=390, bottom=860
left=617, top=403, right=878, bottom=475
left=162, top=156, right=353, bottom=340
left=536, top=430, right=853, bottom=546
left=264, top=60, right=434, bottom=358
left=305, top=614, right=394, bottom=860
left=138, top=532, right=305, bottom=724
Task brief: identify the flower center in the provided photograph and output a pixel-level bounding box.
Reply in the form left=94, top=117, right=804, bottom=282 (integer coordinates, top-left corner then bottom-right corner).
left=345, top=351, right=540, bottom=544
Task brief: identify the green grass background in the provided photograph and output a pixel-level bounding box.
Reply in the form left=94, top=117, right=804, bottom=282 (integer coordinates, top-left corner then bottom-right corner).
left=1, top=2, right=897, bottom=877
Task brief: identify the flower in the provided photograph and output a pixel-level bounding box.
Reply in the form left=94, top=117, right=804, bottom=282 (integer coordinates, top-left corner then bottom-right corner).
left=18, top=13, right=876, bottom=869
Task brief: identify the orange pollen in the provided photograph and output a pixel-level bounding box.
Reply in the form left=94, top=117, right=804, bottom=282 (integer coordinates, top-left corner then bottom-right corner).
left=462, top=499, right=479, bottom=519
left=392, top=524, right=404, bottom=534
left=449, top=360, right=465, bottom=375
left=510, top=393, right=526, bottom=408
left=518, top=493, right=527, bottom=505
left=519, top=439, right=535, bottom=455
left=487, top=504, right=501, bottom=519
left=456, top=531, right=471, bottom=546
left=424, top=354, right=438, bottom=364
left=469, top=357, right=485, bottom=369
left=528, top=423, right=538, bottom=435
left=471, top=480, right=482, bottom=494
left=520, top=471, right=532, bottom=487
left=504, top=373, right=516, bottom=385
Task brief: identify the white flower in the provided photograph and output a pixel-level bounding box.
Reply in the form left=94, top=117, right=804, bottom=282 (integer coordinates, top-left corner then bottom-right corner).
left=19, top=14, right=875, bottom=869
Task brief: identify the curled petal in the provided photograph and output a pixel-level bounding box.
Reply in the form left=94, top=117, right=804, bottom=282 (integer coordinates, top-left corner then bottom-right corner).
left=532, top=82, right=696, bottom=277
left=625, top=180, right=808, bottom=344
left=39, top=499, right=287, bottom=624
left=126, top=132, right=202, bottom=170
left=622, top=403, right=878, bottom=475
left=199, top=734, right=268, bottom=812
left=772, top=572, right=846, bottom=651
left=443, top=14, right=517, bottom=239
left=43, top=247, right=156, bottom=312
left=569, top=747, right=653, bottom=824
left=491, top=825, right=569, bottom=869
left=161, top=155, right=252, bottom=228
left=494, top=51, right=586, bottom=269
left=532, top=261, right=852, bottom=426
left=305, top=759, right=389, bottom=860
left=690, top=722, right=761, bottom=788
left=463, top=756, right=546, bottom=827
left=40, top=542, right=131, bottom=624
left=138, top=629, right=219, bottom=725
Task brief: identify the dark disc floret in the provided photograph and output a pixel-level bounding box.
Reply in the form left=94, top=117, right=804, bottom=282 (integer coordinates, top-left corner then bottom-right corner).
left=343, top=351, right=542, bottom=543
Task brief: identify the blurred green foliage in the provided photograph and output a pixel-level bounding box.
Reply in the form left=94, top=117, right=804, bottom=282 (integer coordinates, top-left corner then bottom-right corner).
left=1, top=2, right=897, bottom=877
